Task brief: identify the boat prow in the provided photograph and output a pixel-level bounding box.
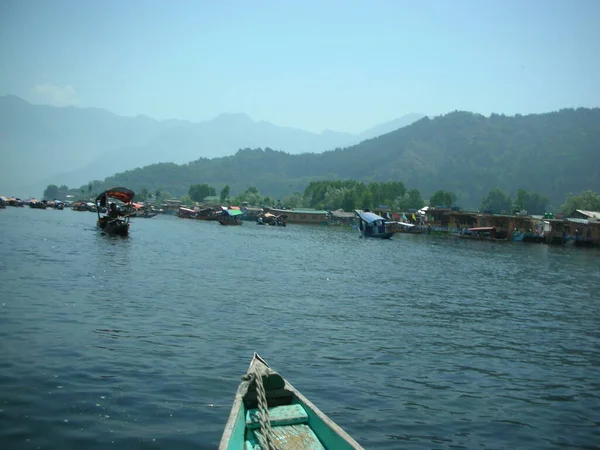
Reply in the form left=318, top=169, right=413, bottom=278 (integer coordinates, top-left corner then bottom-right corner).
left=220, top=353, right=363, bottom=449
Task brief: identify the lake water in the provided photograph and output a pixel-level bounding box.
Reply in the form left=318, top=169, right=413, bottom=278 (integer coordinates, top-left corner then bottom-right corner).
left=1, top=207, right=599, bottom=449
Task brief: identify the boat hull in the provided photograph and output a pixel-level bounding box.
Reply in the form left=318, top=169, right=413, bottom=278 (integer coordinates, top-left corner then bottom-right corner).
left=220, top=353, right=363, bottom=450
left=97, top=218, right=130, bottom=236
left=360, top=231, right=394, bottom=239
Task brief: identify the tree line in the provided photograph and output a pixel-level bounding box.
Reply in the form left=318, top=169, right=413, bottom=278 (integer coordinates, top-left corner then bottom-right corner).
left=44, top=180, right=600, bottom=216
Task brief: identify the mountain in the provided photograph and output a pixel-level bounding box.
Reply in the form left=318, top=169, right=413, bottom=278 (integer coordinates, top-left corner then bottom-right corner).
left=0, top=95, right=423, bottom=196
left=0, top=95, right=186, bottom=195
left=90, top=108, right=600, bottom=209
left=358, top=113, right=425, bottom=140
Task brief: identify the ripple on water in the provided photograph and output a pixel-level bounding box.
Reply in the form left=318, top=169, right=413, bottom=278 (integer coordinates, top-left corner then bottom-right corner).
left=0, top=209, right=599, bottom=449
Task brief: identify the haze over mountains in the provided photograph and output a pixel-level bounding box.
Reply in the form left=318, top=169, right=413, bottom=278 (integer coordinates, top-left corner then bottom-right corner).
left=0, top=95, right=424, bottom=196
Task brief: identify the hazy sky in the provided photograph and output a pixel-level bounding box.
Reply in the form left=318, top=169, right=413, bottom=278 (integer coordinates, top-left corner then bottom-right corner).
left=1, top=0, right=598, bottom=133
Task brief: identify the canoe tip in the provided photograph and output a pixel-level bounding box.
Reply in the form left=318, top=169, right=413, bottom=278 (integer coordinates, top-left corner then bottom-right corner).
left=251, top=353, right=270, bottom=368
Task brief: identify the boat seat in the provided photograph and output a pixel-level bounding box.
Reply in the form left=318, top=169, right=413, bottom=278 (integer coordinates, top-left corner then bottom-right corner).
left=246, top=424, right=325, bottom=450
left=246, top=404, right=308, bottom=429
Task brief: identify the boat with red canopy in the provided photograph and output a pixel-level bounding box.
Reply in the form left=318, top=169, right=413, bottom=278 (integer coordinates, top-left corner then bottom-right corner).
left=95, top=187, right=135, bottom=236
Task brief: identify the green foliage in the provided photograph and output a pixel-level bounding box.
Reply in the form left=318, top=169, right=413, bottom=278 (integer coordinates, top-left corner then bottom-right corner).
left=561, top=190, right=600, bottom=214
left=429, top=190, right=457, bottom=208
left=514, top=188, right=549, bottom=215
left=220, top=184, right=230, bottom=203
left=189, top=183, right=216, bottom=203
left=139, top=188, right=149, bottom=201
left=341, top=190, right=356, bottom=212
left=43, top=184, right=59, bottom=200
left=481, top=188, right=512, bottom=213
left=156, top=191, right=172, bottom=204
left=393, top=188, right=425, bottom=211
left=282, top=192, right=304, bottom=208
left=179, top=194, right=193, bottom=206
left=49, top=184, right=75, bottom=200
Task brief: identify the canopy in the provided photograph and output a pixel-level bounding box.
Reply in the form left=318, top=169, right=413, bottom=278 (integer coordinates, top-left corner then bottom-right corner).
left=357, top=211, right=384, bottom=224
left=224, top=209, right=243, bottom=216
left=96, top=187, right=135, bottom=207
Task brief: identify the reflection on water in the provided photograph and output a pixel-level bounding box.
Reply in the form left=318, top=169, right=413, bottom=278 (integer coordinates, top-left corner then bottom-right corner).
left=0, top=208, right=599, bottom=449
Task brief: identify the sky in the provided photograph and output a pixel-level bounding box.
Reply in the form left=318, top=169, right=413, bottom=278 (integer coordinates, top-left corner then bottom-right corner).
left=1, top=0, right=599, bottom=133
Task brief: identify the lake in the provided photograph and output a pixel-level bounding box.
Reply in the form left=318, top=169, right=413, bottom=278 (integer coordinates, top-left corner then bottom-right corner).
left=0, top=207, right=599, bottom=449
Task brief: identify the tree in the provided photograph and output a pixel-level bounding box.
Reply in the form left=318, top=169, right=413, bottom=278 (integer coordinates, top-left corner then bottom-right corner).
left=429, top=190, right=456, bottom=208
left=514, top=188, right=528, bottom=212
left=87, top=182, right=93, bottom=198
left=179, top=194, right=193, bottom=205
left=526, top=193, right=549, bottom=215
left=220, top=184, right=230, bottom=203
left=189, top=184, right=216, bottom=203
left=43, top=184, right=59, bottom=200
left=359, top=190, right=374, bottom=210
left=481, top=188, right=512, bottom=213
left=155, top=189, right=161, bottom=200
left=139, top=188, right=149, bottom=201
left=282, top=193, right=303, bottom=208
left=341, top=190, right=356, bottom=212
left=513, top=188, right=549, bottom=215
left=405, top=189, right=424, bottom=209
left=561, top=190, right=600, bottom=214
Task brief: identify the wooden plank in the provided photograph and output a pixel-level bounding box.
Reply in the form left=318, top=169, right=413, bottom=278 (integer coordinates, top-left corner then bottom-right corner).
left=246, top=404, right=308, bottom=429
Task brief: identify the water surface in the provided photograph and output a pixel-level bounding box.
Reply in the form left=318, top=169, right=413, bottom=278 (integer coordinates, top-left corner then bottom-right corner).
left=0, top=208, right=599, bottom=449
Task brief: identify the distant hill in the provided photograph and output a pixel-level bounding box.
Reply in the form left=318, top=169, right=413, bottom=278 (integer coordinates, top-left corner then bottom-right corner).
left=0, top=95, right=423, bottom=196
left=91, top=108, right=600, bottom=209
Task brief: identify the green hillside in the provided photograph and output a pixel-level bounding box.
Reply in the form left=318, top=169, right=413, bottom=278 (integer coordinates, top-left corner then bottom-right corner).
left=76, top=108, right=600, bottom=209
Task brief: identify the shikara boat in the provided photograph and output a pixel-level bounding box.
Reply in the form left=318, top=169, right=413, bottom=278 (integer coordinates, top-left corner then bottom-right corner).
left=220, top=353, right=364, bottom=450
left=218, top=208, right=243, bottom=225
left=95, top=187, right=135, bottom=236
left=355, top=210, right=394, bottom=239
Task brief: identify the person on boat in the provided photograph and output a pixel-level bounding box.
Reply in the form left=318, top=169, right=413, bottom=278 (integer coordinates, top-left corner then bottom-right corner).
left=108, top=203, right=119, bottom=219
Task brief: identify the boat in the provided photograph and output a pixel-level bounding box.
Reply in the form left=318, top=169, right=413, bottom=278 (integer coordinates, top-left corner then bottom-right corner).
left=355, top=210, right=394, bottom=239
left=457, top=226, right=506, bottom=241
left=95, top=187, right=135, bottom=236
left=218, top=208, right=243, bottom=226
left=219, top=353, right=364, bottom=450
left=257, top=212, right=287, bottom=226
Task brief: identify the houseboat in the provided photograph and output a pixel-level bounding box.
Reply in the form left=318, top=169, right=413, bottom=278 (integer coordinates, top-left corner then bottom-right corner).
left=265, top=208, right=329, bottom=225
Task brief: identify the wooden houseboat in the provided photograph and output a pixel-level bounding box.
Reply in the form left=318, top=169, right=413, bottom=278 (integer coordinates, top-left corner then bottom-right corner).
left=265, top=208, right=329, bottom=225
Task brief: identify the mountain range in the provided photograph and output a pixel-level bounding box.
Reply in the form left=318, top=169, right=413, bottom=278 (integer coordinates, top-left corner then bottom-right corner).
left=94, top=108, right=600, bottom=209
left=0, top=95, right=423, bottom=196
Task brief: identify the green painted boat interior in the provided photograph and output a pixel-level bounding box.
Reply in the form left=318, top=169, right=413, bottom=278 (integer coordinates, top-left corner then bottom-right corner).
left=226, top=401, right=358, bottom=449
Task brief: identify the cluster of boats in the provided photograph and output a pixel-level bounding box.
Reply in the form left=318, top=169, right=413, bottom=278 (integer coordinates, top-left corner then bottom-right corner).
left=0, top=196, right=65, bottom=209
left=178, top=205, right=287, bottom=227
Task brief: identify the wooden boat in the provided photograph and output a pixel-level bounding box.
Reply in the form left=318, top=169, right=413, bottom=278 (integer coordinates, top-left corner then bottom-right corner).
left=257, top=212, right=287, bottom=226
left=218, top=208, right=243, bottom=226
left=132, top=210, right=158, bottom=218
left=355, top=210, right=394, bottom=239
left=456, top=226, right=506, bottom=241
left=95, top=187, right=135, bottom=236
left=220, top=353, right=364, bottom=450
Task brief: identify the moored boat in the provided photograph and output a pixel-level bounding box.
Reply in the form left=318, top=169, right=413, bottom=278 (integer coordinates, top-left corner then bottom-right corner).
left=95, top=187, right=135, bottom=236
left=218, top=208, right=243, bottom=225
left=355, top=210, right=394, bottom=239
left=219, top=353, right=363, bottom=450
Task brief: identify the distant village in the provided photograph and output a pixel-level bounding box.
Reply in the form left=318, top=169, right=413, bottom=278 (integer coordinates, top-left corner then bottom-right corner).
left=3, top=191, right=598, bottom=247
